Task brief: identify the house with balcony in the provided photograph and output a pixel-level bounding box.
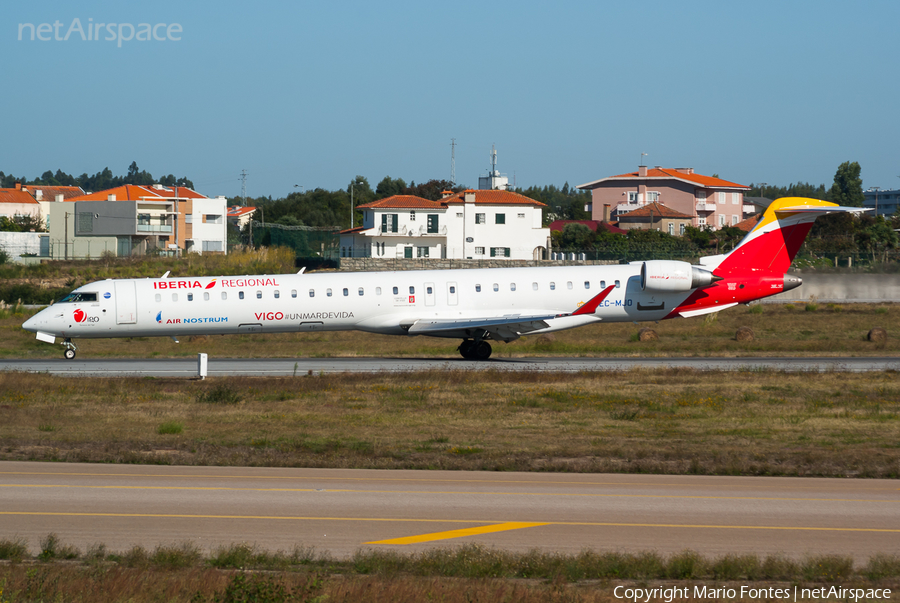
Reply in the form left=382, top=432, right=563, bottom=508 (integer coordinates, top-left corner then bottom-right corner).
left=340, top=190, right=550, bottom=260
left=57, top=184, right=227, bottom=257
left=578, top=166, right=751, bottom=230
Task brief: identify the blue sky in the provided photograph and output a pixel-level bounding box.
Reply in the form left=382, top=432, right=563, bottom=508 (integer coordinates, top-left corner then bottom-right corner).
left=4, top=0, right=899, bottom=198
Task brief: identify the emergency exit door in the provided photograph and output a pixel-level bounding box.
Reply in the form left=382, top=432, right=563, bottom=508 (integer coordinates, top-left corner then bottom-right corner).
left=114, top=281, right=137, bottom=324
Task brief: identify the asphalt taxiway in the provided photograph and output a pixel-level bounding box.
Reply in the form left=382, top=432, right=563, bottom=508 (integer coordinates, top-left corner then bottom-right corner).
left=1, top=356, right=899, bottom=376
left=0, top=462, right=897, bottom=560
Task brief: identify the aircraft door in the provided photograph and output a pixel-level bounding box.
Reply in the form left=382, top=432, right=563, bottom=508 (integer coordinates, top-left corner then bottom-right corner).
left=447, top=281, right=458, bottom=306
left=424, top=282, right=435, bottom=306
left=114, top=281, right=137, bottom=324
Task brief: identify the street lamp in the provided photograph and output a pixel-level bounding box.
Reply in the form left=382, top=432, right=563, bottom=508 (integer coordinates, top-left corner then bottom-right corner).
left=350, top=180, right=363, bottom=230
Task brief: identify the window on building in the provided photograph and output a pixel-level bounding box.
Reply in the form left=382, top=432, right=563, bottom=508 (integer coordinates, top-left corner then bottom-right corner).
left=427, top=214, right=439, bottom=233
left=495, top=213, right=506, bottom=224
left=490, top=247, right=511, bottom=257
left=185, top=215, right=193, bottom=224
left=732, top=215, right=739, bottom=225
left=204, top=214, right=223, bottom=224
left=718, top=193, right=726, bottom=205
left=680, top=223, right=686, bottom=236
left=202, top=241, right=223, bottom=252
left=697, top=191, right=707, bottom=202
left=697, top=217, right=706, bottom=226
left=517, top=213, right=525, bottom=218
left=647, top=191, right=659, bottom=203
left=732, top=193, right=740, bottom=205
left=668, top=223, right=674, bottom=235
left=382, top=213, right=399, bottom=233
left=456, top=212, right=463, bottom=218
left=628, top=191, right=639, bottom=203
left=77, top=212, right=93, bottom=233
left=417, top=246, right=429, bottom=257
left=404, top=247, right=413, bottom=258
left=475, top=213, right=485, bottom=224
left=475, top=246, right=485, bottom=255
left=409, top=211, right=416, bottom=221
left=719, top=214, right=726, bottom=227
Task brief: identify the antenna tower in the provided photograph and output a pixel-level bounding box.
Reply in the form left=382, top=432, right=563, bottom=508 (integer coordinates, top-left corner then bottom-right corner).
left=450, top=138, right=456, bottom=186
left=239, top=170, right=248, bottom=207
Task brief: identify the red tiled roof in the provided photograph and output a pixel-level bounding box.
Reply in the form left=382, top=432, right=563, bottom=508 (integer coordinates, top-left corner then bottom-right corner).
left=580, top=168, right=748, bottom=190
left=618, top=202, right=692, bottom=220
left=339, top=226, right=367, bottom=234
left=22, top=185, right=84, bottom=201
left=227, top=206, right=256, bottom=217
left=549, top=219, right=626, bottom=235
left=0, top=189, right=40, bottom=205
left=68, top=184, right=208, bottom=202
left=356, top=195, right=444, bottom=210
left=441, top=189, right=547, bottom=207
left=734, top=213, right=762, bottom=232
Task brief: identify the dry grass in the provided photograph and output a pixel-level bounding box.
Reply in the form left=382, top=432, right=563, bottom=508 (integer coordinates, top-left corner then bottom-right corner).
left=0, top=538, right=898, bottom=603
left=1, top=369, right=897, bottom=477
left=2, top=303, right=897, bottom=359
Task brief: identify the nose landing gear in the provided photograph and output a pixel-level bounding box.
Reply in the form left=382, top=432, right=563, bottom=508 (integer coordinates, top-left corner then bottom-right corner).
left=62, top=338, right=77, bottom=360
left=458, top=339, right=492, bottom=360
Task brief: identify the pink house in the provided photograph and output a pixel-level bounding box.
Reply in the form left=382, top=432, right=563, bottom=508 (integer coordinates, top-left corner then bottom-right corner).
left=577, top=166, right=751, bottom=230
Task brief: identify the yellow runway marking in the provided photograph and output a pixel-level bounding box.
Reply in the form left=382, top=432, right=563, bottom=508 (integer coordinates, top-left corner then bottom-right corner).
left=367, top=522, right=548, bottom=545
left=0, top=471, right=892, bottom=492
left=0, top=512, right=897, bottom=533
left=0, top=484, right=890, bottom=504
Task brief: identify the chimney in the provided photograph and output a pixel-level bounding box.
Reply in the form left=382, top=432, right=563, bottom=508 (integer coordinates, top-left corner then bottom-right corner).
left=603, top=204, right=611, bottom=222
left=638, top=166, right=648, bottom=177
left=35, top=189, right=43, bottom=200
left=441, top=190, right=453, bottom=199
left=464, top=190, right=475, bottom=203
left=55, top=194, right=64, bottom=202
left=107, top=194, right=116, bottom=201
left=15, top=182, right=21, bottom=190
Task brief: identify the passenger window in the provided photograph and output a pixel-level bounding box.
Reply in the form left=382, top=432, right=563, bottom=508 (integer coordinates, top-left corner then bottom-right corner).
left=221, top=292, right=227, bottom=300
left=475, top=284, right=481, bottom=292
left=155, top=293, right=161, bottom=302
left=409, top=286, right=415, bottom=294
left=309, top=289, right=315, bottom=298
left=376, top=287, right=382, bottom=295
left=532, top=282, right=538, bottom=291
left=256, top=291, right=262, bottom=299
left=449, top=286, right=455, bottom=294
left=204, top=292, right=210, bottom=301
left=188, top=293, right=194, bottom=301
left=426, top=286, right=432, bottom=294
left=567, top=281, right=573, bottom=290
left=239, top=291, right=244, bottom=300
left=359, top=287, right=364, bottom=296
left=584, top=281, right=590, bottom=290
left=510, top=283, right=516, bottom=291
left=291, top=290, right=297, bottom=298
left=615, top=280, right=621, bottom=288
left=172, top=293, right=178, bottom=302
left=274, top=290, right=280, bottom=299
left=492, top=283, right=499, bottom=292
left=550, top=282, right=556, bottom=290
left=327, top=288, right=332, bottom=297
left=601, top=281, right=606, bottom=289
left=343, top=288, right=349, bottom=296
left=393, top=286, right=399, bottom=295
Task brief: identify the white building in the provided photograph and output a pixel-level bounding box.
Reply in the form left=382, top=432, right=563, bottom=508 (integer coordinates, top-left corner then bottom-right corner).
left=340, top=190, right=549, bottom=260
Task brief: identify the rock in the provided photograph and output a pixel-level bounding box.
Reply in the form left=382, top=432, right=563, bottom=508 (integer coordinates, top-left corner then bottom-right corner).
left=735, top=326, right=755, bottom=342
left=638, top=328, right=658, bottom=342
left=867, top=327, right=888, bottom=343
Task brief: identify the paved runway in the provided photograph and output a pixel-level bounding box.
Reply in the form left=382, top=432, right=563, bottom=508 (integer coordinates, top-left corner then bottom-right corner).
left=1, top=462, right=897, bottom=560
left=1, top=356, right=899, bottom=376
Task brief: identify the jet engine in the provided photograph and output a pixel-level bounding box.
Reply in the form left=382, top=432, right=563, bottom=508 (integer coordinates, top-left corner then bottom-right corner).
left=640, top=260, right=718, bottom=292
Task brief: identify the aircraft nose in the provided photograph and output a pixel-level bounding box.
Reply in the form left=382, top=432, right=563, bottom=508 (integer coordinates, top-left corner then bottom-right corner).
left=22, top=314, right=38, bottom=332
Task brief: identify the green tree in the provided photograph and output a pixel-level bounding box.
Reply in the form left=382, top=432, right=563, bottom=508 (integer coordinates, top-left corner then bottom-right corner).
left=375, top=176, right=407, bottom=199
left=828, top=161, right=864, bottom=207
left=558, top=223, right=595, bottom=249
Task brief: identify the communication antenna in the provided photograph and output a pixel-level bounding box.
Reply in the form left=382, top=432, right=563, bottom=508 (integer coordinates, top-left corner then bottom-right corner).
left=239, top=169, right=248, bottom=207
left=640, top=152, right=648, bottom=167
left=491, top=144, right=498, bottom=174
left=450, top=138, right=456, bottom=186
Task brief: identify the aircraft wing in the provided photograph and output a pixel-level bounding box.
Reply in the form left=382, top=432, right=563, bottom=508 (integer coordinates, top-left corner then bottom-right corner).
left=406, top=285, right=616, bottom=342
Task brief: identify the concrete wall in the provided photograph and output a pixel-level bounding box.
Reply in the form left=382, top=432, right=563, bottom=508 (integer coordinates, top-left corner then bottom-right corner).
left=0, top=231, right=44, bottom=260
left=764, top=273, right=900, bottom=303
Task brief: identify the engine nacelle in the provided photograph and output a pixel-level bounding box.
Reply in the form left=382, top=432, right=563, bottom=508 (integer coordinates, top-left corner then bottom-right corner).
left=640, top=260, right=717, bottom=292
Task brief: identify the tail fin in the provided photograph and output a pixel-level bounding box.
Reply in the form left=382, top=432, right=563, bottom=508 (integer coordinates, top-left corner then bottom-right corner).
left=709, top=197, right=866, bottom=275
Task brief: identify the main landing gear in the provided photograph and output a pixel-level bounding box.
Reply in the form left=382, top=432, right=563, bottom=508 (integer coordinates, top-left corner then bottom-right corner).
left=458, top=339, right=492, bottom=360
left=62, top=338, right=77, bottom=360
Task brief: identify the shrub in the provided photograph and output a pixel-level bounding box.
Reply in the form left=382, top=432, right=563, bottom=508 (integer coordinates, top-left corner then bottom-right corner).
left=0, top=537, right=28, bottom=561
left=157, top=420, right=183, bottom=435
left=196, top=384, right=242, bottom=404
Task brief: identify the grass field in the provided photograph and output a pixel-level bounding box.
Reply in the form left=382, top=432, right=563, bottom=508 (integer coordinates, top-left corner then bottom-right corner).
left=1, top=302, right=897, bottom=359
left=1, top=368, right=898, bottom=477
left=0, top=536, right=897, bottom=603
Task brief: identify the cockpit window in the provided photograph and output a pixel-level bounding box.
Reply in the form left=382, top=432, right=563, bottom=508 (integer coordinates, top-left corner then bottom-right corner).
left=58, top=292, right=98, bottom=303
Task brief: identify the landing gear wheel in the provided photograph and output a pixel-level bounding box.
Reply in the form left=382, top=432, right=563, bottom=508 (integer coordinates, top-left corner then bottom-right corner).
left=62, top=338, right=77, bottom=360
left=64, top=348, right=76, bottom=360
left=458, top=339, right=476, bottom=359
left=473, top=341, right=492, bottom=360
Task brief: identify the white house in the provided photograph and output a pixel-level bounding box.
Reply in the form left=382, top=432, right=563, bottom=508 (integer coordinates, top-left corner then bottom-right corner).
left=340, top=190, right=549, bottom=260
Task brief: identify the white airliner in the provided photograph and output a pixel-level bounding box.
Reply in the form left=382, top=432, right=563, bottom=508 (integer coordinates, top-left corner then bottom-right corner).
left=23, top=198, right=862, bottom=360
